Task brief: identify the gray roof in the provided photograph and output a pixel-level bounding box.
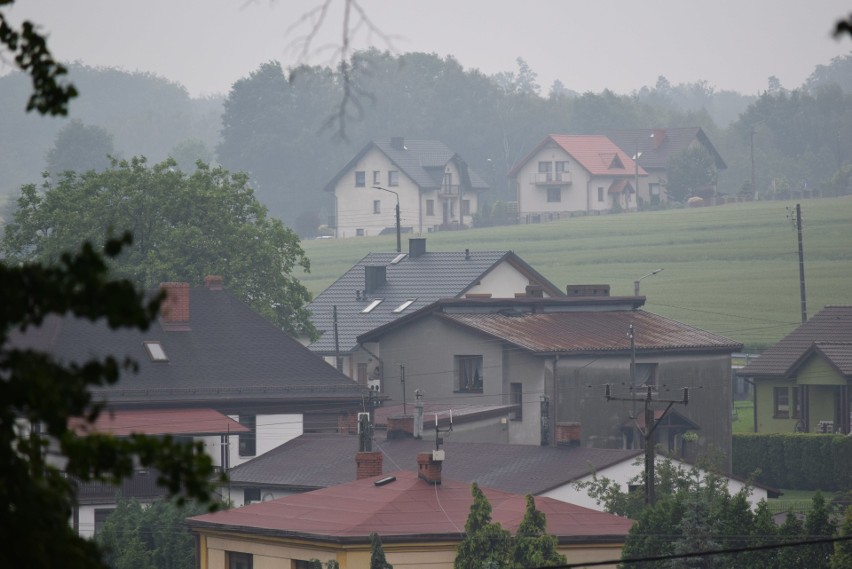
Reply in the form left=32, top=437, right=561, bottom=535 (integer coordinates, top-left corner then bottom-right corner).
left=226, top=433, right=642, bottom=495
left=306, top=246, right=564, bottom=355
left=606, top=127, right=727, bottom=171
left=323, top=138, right=490, bottom=192
left=740, top=306, right=852, bottom=378
left=11, top=287, right=367, bottom=405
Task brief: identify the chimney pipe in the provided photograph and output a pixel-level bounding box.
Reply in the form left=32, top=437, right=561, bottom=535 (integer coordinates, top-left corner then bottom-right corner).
left=159, top=282, right=190, bottom=330
left=365, top=266, right=387, bottom=295
left=409, top=238, right=426, bottom=258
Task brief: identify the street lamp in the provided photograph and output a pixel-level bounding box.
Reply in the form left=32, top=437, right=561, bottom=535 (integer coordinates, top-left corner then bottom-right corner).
left=634, top=268, right=664, bottom=296
left=372, top=186, right=401, bottom=253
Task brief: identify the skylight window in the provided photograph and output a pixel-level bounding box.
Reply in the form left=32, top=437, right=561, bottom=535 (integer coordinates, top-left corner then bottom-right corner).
left=393, top=299, right=416, bottom=313
left=390, top=253, right=407, bottom=264
left=143, top=341, right=168, bottom=362
left=362, top=299, right=383, bottom=313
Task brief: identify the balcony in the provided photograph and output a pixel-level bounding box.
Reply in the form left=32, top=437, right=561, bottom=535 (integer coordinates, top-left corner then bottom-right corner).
left=437, top=184, right=461, bottom=196
left=531, top=172, right=572, bottom=185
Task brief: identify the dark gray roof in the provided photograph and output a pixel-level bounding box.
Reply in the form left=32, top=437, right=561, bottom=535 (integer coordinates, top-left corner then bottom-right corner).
left=323, top=138, right=490, bottom=192
left=306, top=247, right=564, bottom=355
left=11, top=287, right=367, bottom=405
left=606, top=127, right=727, bottom=171
left=740, top=306, right=852, bottom=378
left=226, top=433, right=642, bottom=495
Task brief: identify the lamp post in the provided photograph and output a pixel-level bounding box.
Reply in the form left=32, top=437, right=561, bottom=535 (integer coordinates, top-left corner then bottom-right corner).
left=634, top=268, right=664, bottom=296
left=372, top=186, right=401, bottom=253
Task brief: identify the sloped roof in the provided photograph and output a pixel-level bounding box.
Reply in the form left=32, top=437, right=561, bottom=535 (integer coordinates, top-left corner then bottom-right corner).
left=606, top=127, right=727, bottom=171
left=740, top=306, right=852, bottom=378
left=225, top=433, right=641, bottom=495
left=323, top=138, right=489, bottom=192
left=189, top=469, right=632, bottom=544
left=11, top=286, right=366, bottom=405
left=508, top=134, right=646, bottom=178
left=70, top=408, right=249, bottom=437
left=307, top=246, right=564, bottom=355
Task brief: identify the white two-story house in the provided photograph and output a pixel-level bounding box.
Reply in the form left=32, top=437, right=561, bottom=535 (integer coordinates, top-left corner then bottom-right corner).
left=324, top=138, right=489, bottom=238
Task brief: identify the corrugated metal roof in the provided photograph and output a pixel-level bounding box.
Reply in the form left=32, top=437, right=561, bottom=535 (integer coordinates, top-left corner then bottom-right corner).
left=740, top=306, right=852, bottom=377
left=439, top=310, right=742, bottom=354
left=188, top=469, right=632, bottom=542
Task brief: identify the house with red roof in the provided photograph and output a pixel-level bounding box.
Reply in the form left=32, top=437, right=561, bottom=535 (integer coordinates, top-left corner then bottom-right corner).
left=508, top=134, right=646, bottom=223
left=187, top=452, right=633, bottom=569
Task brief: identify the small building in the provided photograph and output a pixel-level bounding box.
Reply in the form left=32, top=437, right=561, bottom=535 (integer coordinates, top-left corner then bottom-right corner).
left=739, top=305, right=852, bottom=434
left=509, top=134, right=645, bottom=223
left=324, top=137, right=489, bottom=238
left=189, top=452, right=633, bottom=569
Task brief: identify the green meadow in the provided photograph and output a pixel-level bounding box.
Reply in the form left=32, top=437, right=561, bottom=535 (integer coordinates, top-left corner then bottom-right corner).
left=300, top=196, right=852, bottom=352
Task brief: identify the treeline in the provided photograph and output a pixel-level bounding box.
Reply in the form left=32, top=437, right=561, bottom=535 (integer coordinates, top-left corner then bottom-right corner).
left=3, top=51, right=852, bottom=234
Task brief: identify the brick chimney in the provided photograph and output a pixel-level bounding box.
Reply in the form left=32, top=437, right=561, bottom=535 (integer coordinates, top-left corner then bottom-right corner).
left=356, top=451, right=383, bottom=480
left=204, top=275, right=224, bottom=291
left=555, top=422, right=582, bottom=447
left=159, top=282, right=190, bottom=331
left=417, top=451, right=443, bottom=485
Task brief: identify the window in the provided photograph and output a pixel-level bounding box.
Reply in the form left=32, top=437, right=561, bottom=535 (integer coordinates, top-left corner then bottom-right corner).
left=243, top=487, right=261, bottom=504
left=94, top=508, right=115, bottom=535
left=238, top=415, right=256, bottom=457
left=373, top=170, right=381, bottom=185
left=456, top=355, right=483, bottom=392
left=555, top=161, right=568, bottom=173
left=634, top=363, right=658, bottom=387
left=356, top=228, right=365, bottom=237
left=461, top=199, right=471, bottom=216
left=355, top=171, right=366, bottom=187
left=649, top=183, right=661, bottom=196
left=357, top=363, right=368, bottom=384
left=510, top=382, right=523, bottom=420
left=546, top=187, right=561, bottom=202
left=143, top=340, right=168, bottom=362
left=426, top=199, right=435, bottom=216
left=362, top=299, right=383, bottom=313
left=393, top=299, right=416, bottom=313
left=538, top=161, right=552, bottom=181
left=597, top=187, right=605, bottom=202
left=227, top=552, right=253, bottom=569
left=388, top=170, right=399, bottom=186
left=774, top=387, right=790, bottom=418
left=373, top=200, right=381, bottom=214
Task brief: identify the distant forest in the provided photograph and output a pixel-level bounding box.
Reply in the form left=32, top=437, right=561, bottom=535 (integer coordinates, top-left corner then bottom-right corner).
left=2, top=51, right=852, bottom=235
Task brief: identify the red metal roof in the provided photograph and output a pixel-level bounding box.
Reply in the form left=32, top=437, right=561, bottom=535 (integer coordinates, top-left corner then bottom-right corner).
left=71, top=408, right=249, bottom=436
left=439, top=310, right=741, bottom=354
left=187, top=470, right=631, bottom=542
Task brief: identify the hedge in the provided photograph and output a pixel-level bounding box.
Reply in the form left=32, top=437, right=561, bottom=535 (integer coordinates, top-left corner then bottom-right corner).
left=732, top=433, right=852, bottom=491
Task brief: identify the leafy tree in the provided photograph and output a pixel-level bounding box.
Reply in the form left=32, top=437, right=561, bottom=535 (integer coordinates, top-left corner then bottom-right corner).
left=46, top=119, right=115, bottom=178
left=511, top=495, right=566, bottom=568
left=831, top=505, right=852, bottom=569
left=96, top=497, right=209, bottom=569
left=370, top=532, right=393, bottom=569
left=777, top=512, right=806, bottom=569
left=455, top=483, right=512, bottom=569
left=803, top=492, right=836, bottom=569
left=2, top=156, right=316, bottom=337
left=0, top=234, right=218, bottom=569
left=665, top=145, right=718, bottom=202
left=168, top=138, right=216, bottom=174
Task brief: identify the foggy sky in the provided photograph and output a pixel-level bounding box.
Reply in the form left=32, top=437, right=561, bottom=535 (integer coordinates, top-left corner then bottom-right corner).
left=4, top=0, right=852, bottom=98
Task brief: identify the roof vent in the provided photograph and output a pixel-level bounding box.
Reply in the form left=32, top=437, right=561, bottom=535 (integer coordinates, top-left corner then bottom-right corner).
left=566, top=284, right=611, bottom=297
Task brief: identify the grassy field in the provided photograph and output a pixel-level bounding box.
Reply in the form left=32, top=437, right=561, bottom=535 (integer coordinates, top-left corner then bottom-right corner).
left=300, top=196, right=852, bottom=351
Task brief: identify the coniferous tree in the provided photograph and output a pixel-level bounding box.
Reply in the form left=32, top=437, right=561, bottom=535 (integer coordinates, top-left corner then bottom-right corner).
left=831, top=505, right=852, bottom=569
left=369, top=533, right=393, bottom=569
left=777, top=512, right=807, bottom=569
left=803, top=492, right=836, bottom=569
left=455, top=484, right=512, bottom=569
left=511, top=495, right=566, bottom=568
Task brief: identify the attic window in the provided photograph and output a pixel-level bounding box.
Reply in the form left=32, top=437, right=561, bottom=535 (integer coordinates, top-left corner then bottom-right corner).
left=610, top=154, right=625, bottom=169
left=390, top=253, right=407, bottom=264
left=362, top=299, right=383, bottom=313
left=393, top=299, right=416, bottom=313
left=143, top=341, right=168, bottom=362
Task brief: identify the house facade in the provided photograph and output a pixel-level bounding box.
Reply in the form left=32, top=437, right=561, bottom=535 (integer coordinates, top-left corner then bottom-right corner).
left=358, top=295, right=742, bottom=467
left=739, top=306, right=852, bottom=434
left=509, top=134, right=646, bottom=223
left=305, top=238, right=564, bottom=382
left=325, top=138, right=489, bottom=238
left=606, top=127, right=727, bottom=205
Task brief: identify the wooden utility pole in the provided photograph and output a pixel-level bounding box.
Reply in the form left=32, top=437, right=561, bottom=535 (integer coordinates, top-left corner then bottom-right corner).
left=795, top=203, right=807, bottom=323
left=606, top=384, right=689, bottom=506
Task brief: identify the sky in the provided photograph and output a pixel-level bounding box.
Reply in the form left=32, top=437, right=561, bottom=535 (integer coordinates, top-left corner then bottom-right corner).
left=4, top=0, right=852, bottom=99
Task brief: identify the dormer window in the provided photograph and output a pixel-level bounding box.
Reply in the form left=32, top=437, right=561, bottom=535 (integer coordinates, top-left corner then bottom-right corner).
left=143, top=341, right=168, bottom=362
left=393, top=299, right=416, bottom=313
left=362, top=299, right=383, bottom=313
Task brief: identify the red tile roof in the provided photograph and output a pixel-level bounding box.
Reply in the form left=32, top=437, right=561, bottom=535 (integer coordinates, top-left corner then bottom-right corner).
left=439, top=310, right=741, bottom=355
left=187, top=470, right=631, bottom=544
left=70, top=408, right=249, bottom=436
left=608, top=179, right=634, bottom=194
left=508, top=135, right=646, bottom=178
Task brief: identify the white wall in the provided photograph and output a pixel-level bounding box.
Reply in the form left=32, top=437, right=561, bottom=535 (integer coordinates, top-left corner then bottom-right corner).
left=467, top=261, right=547, bottom=298
left=227, top=414, right=303, bottom=468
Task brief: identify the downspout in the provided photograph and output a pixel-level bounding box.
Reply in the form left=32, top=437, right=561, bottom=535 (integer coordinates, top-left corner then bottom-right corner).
left=418, top=188, right=423, bottom=235
left=551, top=355, right=560, bottom=446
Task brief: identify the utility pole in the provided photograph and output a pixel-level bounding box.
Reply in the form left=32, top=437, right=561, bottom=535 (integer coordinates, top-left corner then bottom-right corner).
left=606, top=384, right=689, bottom=506
left=787, top=204, right=808, bottom=322
left=400, top=364, right=407, bottom=415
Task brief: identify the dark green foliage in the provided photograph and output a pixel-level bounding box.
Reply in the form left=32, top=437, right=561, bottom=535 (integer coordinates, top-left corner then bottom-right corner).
left=802, top=492, right=836, bottom=569
left=831, top=505, right=852, bottom=569
left=96, top=497, right=209, bottom=569
left=2, top=156, right=316, bottom=337
left=665, top=145, right=718, bottom=202
left=46, top=119, right=115, bottom=178
left=370, top=532, right=393, bottom=569
left=511, top=495, right=566, bottom=568
left=455, top=483, right=512, bottom=569
left=777, top=512, right=807, bottom=569
left=0, top=235, right=219, bottom=569
left=732, top=433, right=852, bottom=491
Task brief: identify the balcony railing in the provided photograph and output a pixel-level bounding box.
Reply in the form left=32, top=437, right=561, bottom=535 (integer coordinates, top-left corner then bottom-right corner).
left=531, top=172, right=572, bottom=185
left=437, top=184, right=461, bottom=196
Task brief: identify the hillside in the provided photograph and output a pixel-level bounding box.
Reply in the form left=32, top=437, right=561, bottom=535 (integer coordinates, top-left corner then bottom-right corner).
left=300, top=197, right=852, bottom=352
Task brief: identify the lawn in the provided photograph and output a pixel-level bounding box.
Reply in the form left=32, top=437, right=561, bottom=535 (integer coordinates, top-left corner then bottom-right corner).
left=300, top=196, right=852, bottom=352
left=732, top=400, right=754, bottom=433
